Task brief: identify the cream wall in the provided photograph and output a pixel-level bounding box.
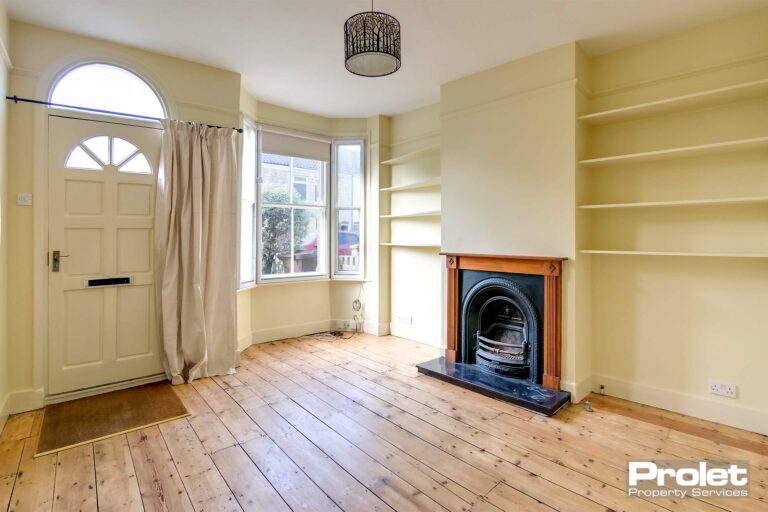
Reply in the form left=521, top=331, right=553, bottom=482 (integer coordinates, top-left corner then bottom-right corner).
left=0, top=0, right=10, bottom=430
left=5, top=21, right=242, bottom=412
left=441, top=43, right=577, bottom=257
left=585, top=9, right=768, bottom=434
left=440, top=43, right=590, bottom=397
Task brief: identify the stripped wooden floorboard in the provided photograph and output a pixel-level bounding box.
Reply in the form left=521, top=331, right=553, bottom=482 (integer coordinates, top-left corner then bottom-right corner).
left=1, top=332, right=765, bottom=511
left=93, top=435, right=143, bottom=512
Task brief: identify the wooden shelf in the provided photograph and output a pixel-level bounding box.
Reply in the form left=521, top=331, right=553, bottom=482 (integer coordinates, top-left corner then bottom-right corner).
left=579, top=136, right=768, bottom=167
left=581, top=250, right=768, bottom=258
left=380, top=177, right=441, bottom=192
left=579, top=79, right=768, bottom=125
left=579, top=196, right=768, bottom=209
left=381, top=145, right=440, bottom=166
left=380, top=210, right=441, bottom=219
left=381, top=242, right=441, bottom=249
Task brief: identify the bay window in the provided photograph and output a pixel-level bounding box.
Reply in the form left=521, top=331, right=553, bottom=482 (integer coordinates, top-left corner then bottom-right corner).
left=238, top=123, right=365, bottom=287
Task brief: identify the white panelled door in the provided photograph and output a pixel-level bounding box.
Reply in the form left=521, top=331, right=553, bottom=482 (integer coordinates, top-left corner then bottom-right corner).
left=48, top=115, right=163, bottom=395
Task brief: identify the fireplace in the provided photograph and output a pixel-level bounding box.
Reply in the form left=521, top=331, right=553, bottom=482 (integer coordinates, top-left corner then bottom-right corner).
left=417, top=254, right=570, bottom=415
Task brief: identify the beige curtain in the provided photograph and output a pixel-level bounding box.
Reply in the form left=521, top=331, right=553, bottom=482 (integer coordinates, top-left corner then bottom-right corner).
left=154, top=120, right=238, bottom=384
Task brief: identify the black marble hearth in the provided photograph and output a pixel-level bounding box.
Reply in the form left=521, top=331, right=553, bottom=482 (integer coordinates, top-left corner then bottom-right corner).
left=417, top=357, right=571, bottom=416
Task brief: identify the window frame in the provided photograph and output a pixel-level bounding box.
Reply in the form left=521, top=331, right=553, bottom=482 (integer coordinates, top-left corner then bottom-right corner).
left=292, top=175, right=309, bottom=202
left=238, top=119, right=258, bottom=289
left=238, top=121, right=367, bottom=288
left=258, top=153, right=329, bottom=282
left=49, top=62, right=167, bottom=121
left=331, top=139, right=366, bottom=280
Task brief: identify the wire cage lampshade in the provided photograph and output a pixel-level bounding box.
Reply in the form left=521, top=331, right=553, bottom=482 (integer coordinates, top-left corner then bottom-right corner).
left=344, top=11, right=401, bottom=77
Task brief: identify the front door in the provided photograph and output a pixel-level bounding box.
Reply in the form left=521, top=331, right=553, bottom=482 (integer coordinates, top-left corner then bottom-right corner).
left=48, top=115, right=163, bottom=395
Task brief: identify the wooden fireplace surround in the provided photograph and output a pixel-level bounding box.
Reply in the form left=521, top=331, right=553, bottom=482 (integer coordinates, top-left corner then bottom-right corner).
left=442, top=253, right=566, bottom=390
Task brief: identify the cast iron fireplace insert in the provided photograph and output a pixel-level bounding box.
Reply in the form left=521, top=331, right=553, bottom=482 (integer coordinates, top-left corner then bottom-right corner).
left=461, top=276, right=539, bottom=381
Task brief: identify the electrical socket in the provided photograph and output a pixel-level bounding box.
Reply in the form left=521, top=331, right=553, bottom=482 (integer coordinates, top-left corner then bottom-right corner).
left=709, top=380, right=736, bottom=398
left=335, top=320, right=353, bottom=331
left=398, top=315, right=413, bottom=325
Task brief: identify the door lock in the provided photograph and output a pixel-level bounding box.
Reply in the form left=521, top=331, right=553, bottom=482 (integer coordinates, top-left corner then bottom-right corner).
left=52, top=250, right=70, bottom=272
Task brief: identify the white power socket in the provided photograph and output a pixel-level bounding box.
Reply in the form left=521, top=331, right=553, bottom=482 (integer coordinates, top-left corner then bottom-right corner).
left=335, top=320, right=353, bottom=331
left=397, top=315, right=413, bottom=325
left=709, top=380, right=737, bottom=398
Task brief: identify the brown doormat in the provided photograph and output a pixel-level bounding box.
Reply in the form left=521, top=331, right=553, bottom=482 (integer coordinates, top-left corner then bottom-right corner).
left=36, top=382, right=189, bottom=457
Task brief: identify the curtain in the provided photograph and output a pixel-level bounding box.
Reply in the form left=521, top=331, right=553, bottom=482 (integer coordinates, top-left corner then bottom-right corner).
left=154, top=120, right=238, bottom=384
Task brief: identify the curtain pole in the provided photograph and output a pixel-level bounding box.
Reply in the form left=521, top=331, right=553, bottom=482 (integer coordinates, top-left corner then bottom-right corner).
left=5, top=95, right=244, bottom=133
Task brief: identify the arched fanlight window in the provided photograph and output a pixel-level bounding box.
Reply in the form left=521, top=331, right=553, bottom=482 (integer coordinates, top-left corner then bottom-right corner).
left=65, top=136, right=152, bottom=175
left=51, top=63, right=166, bottom=119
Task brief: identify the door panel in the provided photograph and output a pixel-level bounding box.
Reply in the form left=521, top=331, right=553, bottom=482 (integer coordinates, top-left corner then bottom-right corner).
left=116, top=285, right=152, bottom=358
left=116, top=228, right=152, bottom=272
left=117, top=183, right=152, bottom=216
left=65, top=180, right=104, bottom=215
left=49, top=116, right=163, bottom=394
left=64, top=289, right=104, bottom=366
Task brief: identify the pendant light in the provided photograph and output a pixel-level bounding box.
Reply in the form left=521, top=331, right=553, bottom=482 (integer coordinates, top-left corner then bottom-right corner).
left=344, top=0, right=401, bottom=77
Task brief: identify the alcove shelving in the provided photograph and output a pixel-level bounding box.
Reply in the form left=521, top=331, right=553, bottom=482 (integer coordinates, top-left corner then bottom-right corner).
left=379, top=144, right=441, bottom=251
left=578, top=78, right=768, bottom=125
left=579, top=76, right=768, bottom=258
left=579, top=196, right=768, bottom=210
left=380, top=177, right=441, bottom=193
left=380, top=210, right=441, bottom=219
left=578, top=136, right=768, bottom=167
left=381, top=114, right=443, bottom=347
left=580, top=250, right=768, bottom=258
left=380, top=242, right=442, bottom=248
left=380, top=144, right=440, bottom=166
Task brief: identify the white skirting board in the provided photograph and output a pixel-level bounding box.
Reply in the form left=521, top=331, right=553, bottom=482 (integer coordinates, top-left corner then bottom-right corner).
left=389, top=321, right=442, bottom=348
left=0, top=392, right=9, bottom=434
left=592, top=373, right=768, bottom=436
left=45, top=374, right=166, bottom=405
left=364, top=321, right=390, bottom=336
left=250, top=320, right=335, bottom=344
left=561, top=374, right=593, bottom=403
left=5, top=388, right=45, bottom=415
left=241, top=319, right=385, bottom=352
left=238, top=333, right=255, bottom=353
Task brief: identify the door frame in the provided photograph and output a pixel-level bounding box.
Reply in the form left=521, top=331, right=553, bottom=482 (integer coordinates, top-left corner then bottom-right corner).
left=27, top=52, right=178, bottom=408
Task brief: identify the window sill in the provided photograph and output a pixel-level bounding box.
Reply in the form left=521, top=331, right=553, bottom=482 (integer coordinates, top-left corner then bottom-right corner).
left=257, top=275, right=331, bottom=287
left=331, top=277, right=370, bottom=283
left=239, top=276, right=370, bottom=289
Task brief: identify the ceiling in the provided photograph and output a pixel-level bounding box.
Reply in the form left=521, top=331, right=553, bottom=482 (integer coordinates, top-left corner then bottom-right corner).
left=7, top=0, right=768, bottom=118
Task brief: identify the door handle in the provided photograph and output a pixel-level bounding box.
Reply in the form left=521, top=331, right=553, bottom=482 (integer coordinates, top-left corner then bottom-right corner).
left=52, top=250, right=70, bottom=272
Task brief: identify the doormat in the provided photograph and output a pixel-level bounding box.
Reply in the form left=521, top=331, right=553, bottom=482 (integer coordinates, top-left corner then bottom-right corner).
left=36, top=382, right=189, bottom=457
